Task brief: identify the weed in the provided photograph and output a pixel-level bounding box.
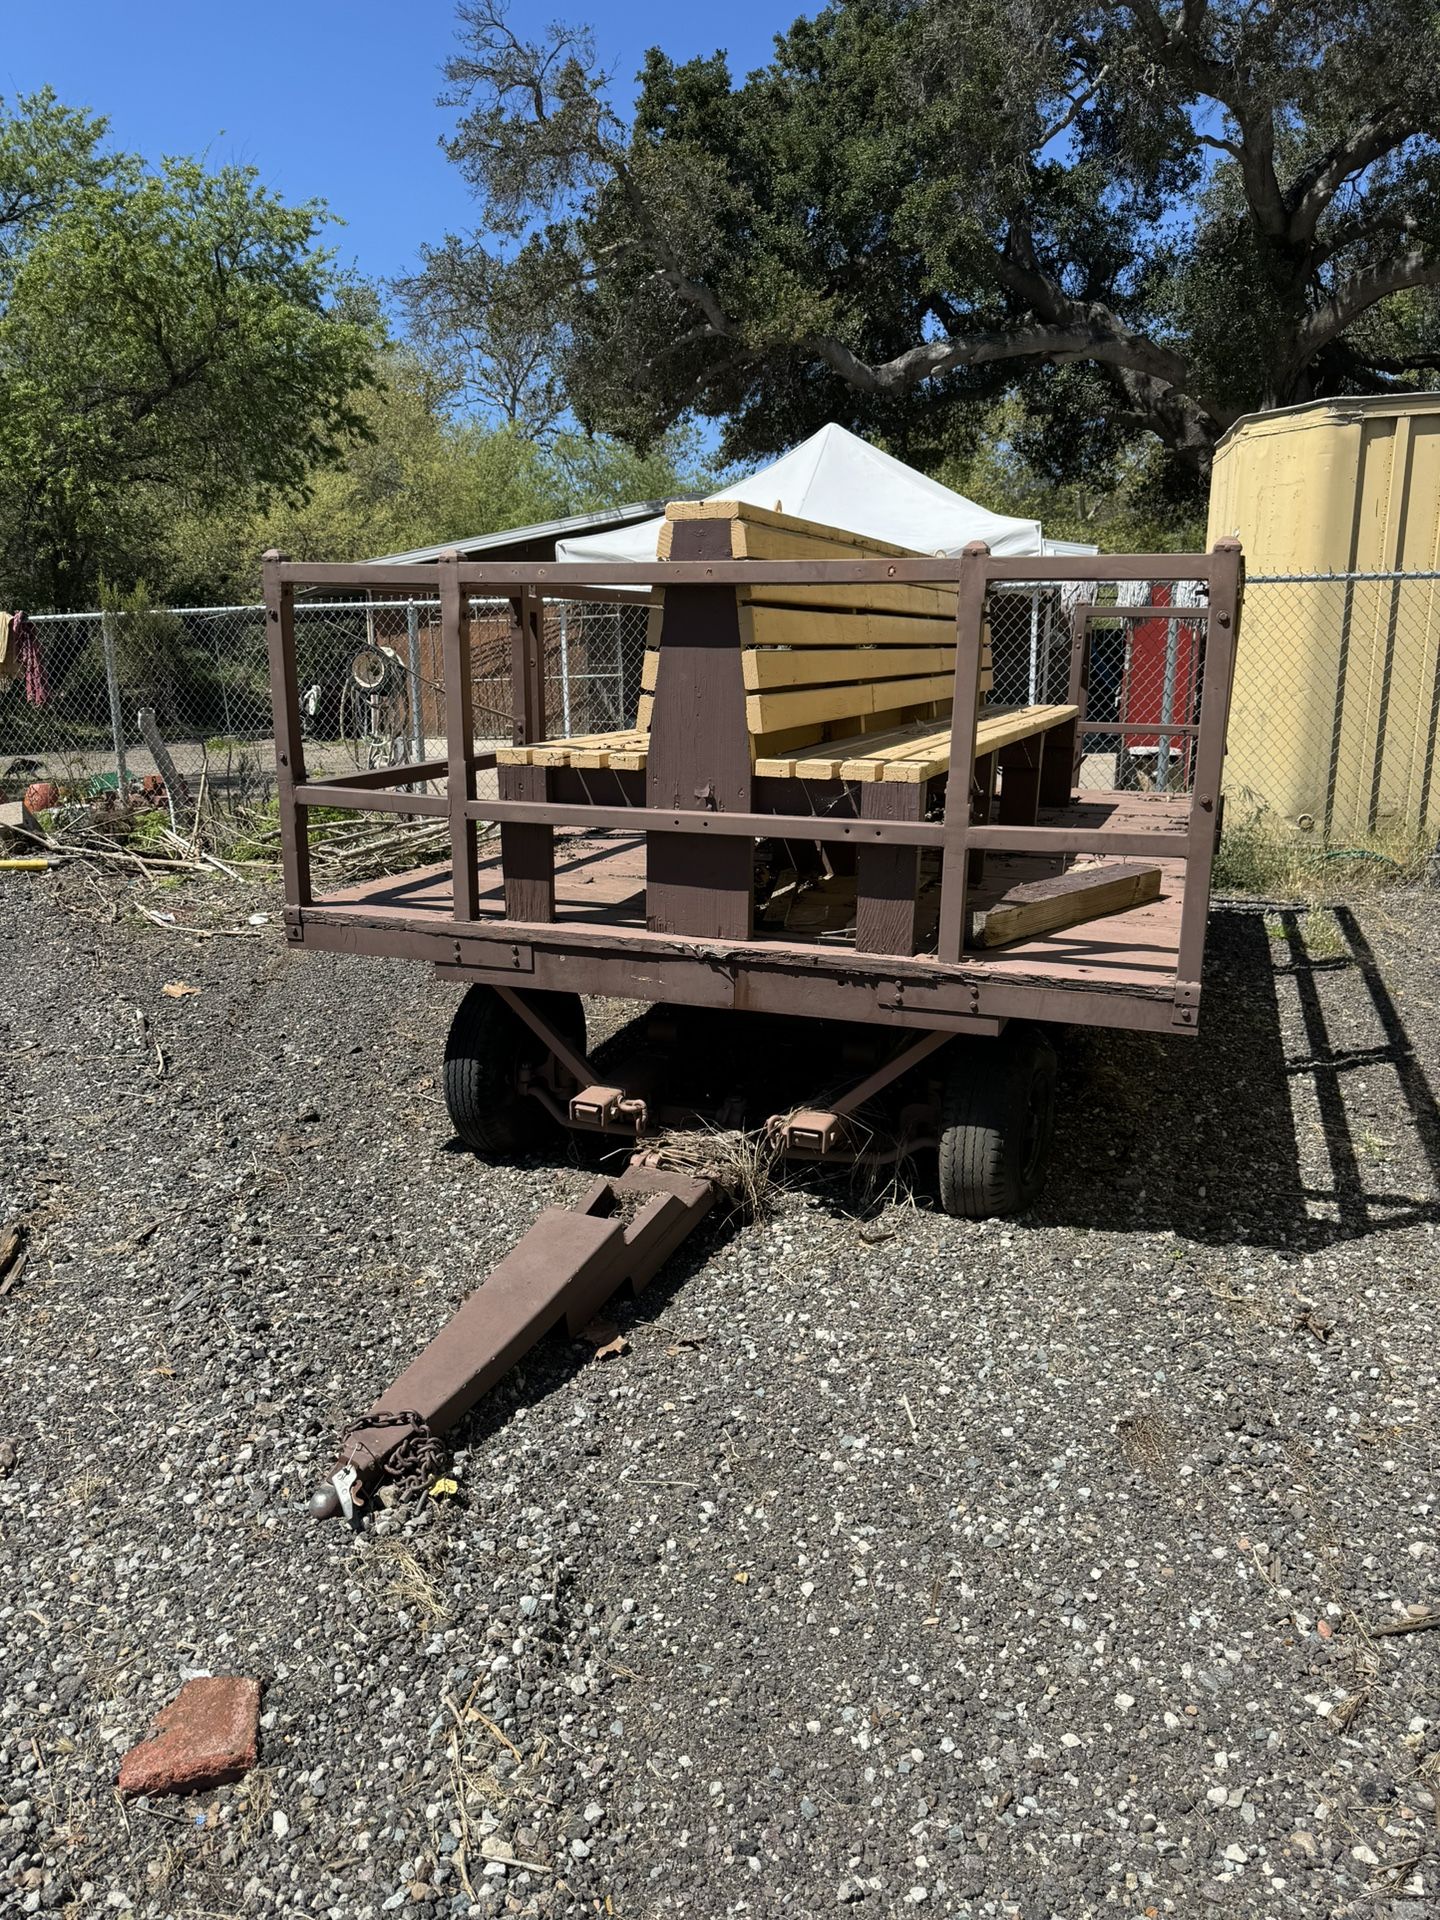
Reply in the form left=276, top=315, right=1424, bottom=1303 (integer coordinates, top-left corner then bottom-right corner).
left=1355, top=1128, right=1395, bottom=1162
left=1215, top=797, right=1433, bottom=900
left=378, top=1541, right=452, bottom=1627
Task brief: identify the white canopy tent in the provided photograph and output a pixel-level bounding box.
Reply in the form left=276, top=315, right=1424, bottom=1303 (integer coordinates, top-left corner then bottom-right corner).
left=555, top=422, right=1075, bottom=563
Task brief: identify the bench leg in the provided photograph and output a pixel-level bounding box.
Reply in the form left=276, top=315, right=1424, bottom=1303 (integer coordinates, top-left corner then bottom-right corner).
left=997, top=737, right=1043, bottom=826
left=968, top=752, right=996, bottom=886
left=498, top=764, right=555, bottom=923
left=1040, top=718, right=1078, bottom=807
left=855, top=782, right=921, bottom=956
left=647, top=834, right=753, bottom=941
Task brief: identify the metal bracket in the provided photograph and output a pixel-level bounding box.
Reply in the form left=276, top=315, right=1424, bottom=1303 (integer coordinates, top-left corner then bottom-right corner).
left=440, top=941, right=535, bottom=975
left=778, top=1109, right=844, bottom=1156
left=570, top=1084, right=626, bottom=1128
left=878, top=980, right=1003, bottom=1034
left=1172, top=978, right=1202, bottom=1029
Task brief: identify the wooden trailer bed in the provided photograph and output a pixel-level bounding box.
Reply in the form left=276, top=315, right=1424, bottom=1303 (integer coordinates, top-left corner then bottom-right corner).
left=313, top=793, right=1189, bottom=992
left=264, top=518, right=1241, bottom=1042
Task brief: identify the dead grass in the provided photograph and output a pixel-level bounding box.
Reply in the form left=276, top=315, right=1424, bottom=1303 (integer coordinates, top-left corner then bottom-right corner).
left=1116, top=1406, right=1178, bottom=1475
left=376, top=1541, right=452, bottom=1628
left=1215, top=801, right=1433, bottom=901
left=644, top=1123, right=784, bottom=1220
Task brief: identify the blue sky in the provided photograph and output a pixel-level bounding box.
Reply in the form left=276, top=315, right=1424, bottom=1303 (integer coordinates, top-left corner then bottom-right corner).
left=3, top=0, right=790, bottom=287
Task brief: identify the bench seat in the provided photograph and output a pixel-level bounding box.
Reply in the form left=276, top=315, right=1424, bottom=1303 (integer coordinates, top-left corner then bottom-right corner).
left=495, top=702, right=1080, bottom=784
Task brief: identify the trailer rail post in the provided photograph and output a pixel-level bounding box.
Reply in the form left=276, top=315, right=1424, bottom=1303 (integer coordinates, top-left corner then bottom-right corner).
left=405, top=599, right=425, bottom=786
left=439, top=550, right=480, bottom=922
left=936, top=542, right=992, bottom=961
left=262, top=549, right=311, bottom=912
left=1172, top=538, right=1243, bottom=1023
left=499, top=585, right=557, bottom=922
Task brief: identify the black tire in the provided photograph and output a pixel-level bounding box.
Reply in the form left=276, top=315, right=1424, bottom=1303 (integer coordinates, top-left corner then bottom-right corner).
left=443, top=986, right=585, bottom=1157
left=937, top=1025, right=1057, bottom=1218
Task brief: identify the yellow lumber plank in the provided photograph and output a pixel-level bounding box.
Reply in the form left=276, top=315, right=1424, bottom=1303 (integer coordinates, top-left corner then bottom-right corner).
left=755, top=703, right=1071, bottom=784
left=745, top=672, right=955, bottom=736
left=974, top=703, right=1078, bottom=756
left=735, top=523, right=913, bottom=561
left=741, top=644, right=955, bottom=691
left=563, top=729, right=647, bottom=769
left=664, top=497, right=919, bottom=558
left=738, top=581, right=958, bottom=618
left=738, top=604, right=958, bottom=650
left=754, top=720, right=936, bottom=780
left=839, top=748, right=946, bottom=784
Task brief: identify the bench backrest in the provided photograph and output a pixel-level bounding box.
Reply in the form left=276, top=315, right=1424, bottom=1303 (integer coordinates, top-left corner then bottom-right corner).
left=636, top=502, right=991, bottom=762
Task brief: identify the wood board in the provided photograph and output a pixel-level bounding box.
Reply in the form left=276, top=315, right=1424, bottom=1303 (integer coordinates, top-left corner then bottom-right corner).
left=972, top=860, right=1163, bottom=948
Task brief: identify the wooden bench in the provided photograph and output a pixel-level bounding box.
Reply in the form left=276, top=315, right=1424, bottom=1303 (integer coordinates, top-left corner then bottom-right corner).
left=492, top=502, right=1080, bottom=952
left=500, top=501, right=1075, bottom=772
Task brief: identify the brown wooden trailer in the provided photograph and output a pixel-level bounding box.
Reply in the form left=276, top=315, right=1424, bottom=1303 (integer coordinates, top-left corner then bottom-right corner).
left=264, top=511, right=1242, bottom=1224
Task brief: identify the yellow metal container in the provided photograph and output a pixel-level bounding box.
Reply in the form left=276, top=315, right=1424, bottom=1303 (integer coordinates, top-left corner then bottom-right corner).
left=1207, top=395, right=1440, bottom=835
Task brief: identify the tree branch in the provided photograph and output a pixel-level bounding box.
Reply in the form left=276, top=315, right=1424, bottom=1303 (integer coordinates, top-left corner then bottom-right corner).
left=1299, top=249, right=1440, bottom=358
left=1037, top=65, right=1109, bottom=147
left=1286, top=108, right=1415, bottom=243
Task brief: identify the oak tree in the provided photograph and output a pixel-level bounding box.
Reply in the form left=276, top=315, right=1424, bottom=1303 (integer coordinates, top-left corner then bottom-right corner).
left=425, top=0, right=1440, bottom=493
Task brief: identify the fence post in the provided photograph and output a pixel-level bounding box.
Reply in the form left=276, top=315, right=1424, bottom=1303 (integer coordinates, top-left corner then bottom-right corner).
left=1157, top=614, right=1179, bottom=793
left=405, top=600, right=425, bottom=787
left=558, top=601, right=573, bottom=735
left=100, top=608, right=130, bottom=794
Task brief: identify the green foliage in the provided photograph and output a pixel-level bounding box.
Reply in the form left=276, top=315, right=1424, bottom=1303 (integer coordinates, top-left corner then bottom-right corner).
left=429, top=0, right=1440, bottom=501
left=937, top=395, right=1207, bottom=551
left=0, top=91, right=378, bottom=609
left=163, top=343, right=716, bottom=603
left=90, top=581, right=232, bottom=738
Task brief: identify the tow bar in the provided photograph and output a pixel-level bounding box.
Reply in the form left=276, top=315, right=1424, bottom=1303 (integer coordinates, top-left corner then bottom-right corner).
left=307, top=1162, right=714, bottom=1520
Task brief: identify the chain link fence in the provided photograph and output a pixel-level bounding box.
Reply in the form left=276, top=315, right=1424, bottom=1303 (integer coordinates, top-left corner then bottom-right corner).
left=5, top=573, right=1440, bottom=851
left=0, top=596, right=653, bottom=814
left=1227, top=572, right=1440, bottom=845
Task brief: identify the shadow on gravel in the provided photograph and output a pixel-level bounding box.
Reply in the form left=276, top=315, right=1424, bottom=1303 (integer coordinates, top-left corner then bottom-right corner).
left=1040, top=900, right=1440, bottom=1251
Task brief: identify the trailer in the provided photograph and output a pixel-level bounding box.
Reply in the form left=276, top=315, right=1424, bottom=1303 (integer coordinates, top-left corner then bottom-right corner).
left=262, top=509, right=1243, bottom=1517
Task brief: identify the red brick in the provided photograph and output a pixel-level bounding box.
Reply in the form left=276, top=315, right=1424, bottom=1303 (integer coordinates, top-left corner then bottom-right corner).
left=118, top=1676, right=261, bottom=1797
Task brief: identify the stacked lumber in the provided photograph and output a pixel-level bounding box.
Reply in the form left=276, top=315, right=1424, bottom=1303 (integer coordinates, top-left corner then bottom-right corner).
left=640, top=500, right=989, bottom=764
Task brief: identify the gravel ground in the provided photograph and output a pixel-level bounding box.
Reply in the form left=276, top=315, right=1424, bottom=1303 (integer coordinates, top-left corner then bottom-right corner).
left=2, top=872, right=1439, bottom=1920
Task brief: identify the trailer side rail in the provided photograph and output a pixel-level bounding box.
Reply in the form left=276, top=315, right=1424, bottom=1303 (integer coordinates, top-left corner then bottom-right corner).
left=264, top=541, right=1243, bottom=1034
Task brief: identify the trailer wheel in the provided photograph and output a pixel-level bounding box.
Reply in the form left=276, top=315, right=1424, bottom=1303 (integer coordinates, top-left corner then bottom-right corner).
left=937, top=1025, right=1057, bottom=1218
left=444, top=986, right=585, bottom=1156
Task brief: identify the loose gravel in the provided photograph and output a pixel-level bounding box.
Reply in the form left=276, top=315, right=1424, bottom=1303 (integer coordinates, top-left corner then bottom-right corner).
left=2, top=873, right=1438, bottom=1919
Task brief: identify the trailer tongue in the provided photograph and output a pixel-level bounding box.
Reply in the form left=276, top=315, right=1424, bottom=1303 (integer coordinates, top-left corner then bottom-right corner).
left=307, top=1014, right=983, bottom=1522
left=268, top=509, right=1242, bottom=1517
left=309, top=1161, right=715, bottom=1520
